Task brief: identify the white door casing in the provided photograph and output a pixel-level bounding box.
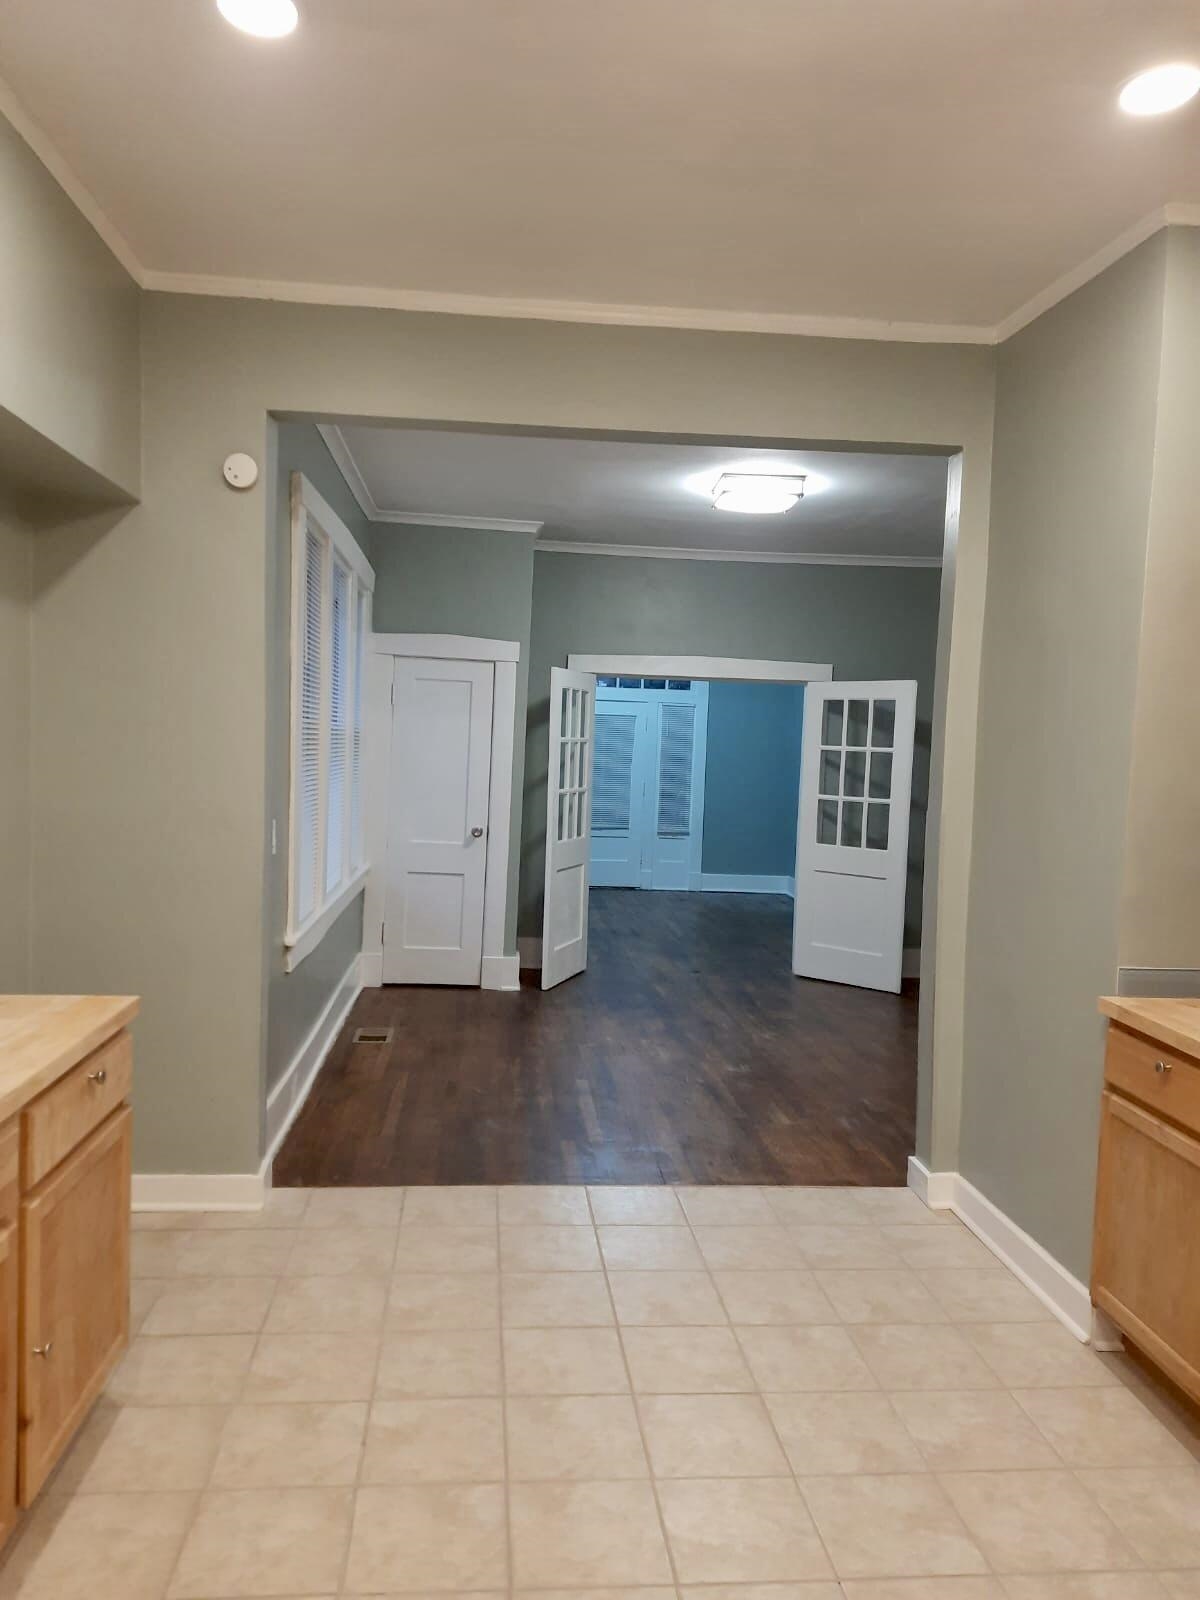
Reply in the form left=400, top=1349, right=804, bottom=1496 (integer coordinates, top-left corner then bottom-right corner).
left=383, top=656, right=494, bottom=985
left=542, top=667, right=596, bottom=989
left=792, top=680, right=917, bottom=993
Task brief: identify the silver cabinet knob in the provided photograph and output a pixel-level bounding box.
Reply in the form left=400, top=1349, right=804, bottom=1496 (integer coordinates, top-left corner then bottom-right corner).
left=1154, top=1060, right=1173, bottom=1076
left=32, top=1342, right=52, bottom=1359
left=470, top=827, right=484, bottom=838
left=88, top=1068, right=108, bottom=1085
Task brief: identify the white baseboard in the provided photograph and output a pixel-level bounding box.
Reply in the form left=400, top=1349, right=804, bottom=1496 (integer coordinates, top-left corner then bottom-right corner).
left=264, top=955, right=362, bottom=1164
left=518, top=936, right=542, bottom=969
left=906, top=1160, right=1094, bottom=1344
left=131, top=1171, right=268, bottom=1211
left=360, top=951, right=383, bottom=988
left=481, top=953, right=521, bottom=990
left=695, top=872, right=796, bottom=897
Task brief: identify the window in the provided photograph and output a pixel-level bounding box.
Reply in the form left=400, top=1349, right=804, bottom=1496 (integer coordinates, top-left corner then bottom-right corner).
left=286, top=473, right=375, bottom=969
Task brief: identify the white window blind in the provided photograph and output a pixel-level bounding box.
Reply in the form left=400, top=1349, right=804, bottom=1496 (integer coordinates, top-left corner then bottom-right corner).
left=657, top=703, right=696, bottom=837
left=593, top=712, right=638, bottom=831
left=287, top=474, right=375, bottom=966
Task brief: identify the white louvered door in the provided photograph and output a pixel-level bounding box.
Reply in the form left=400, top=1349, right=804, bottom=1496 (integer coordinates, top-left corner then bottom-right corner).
left=590, top=697, right=651, bottom=888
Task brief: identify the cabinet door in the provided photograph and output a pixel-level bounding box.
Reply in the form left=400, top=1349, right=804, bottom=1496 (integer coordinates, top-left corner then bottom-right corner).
left=0, top=1224, right=17, bottom=1550
left=20, top=1107, right=131, bottom=1504
left=1092, top=1090, right=1200, bottom=1401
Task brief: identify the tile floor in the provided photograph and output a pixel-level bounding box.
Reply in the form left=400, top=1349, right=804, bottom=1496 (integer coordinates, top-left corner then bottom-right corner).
left=2, top=1183, right=1199, bottom=1598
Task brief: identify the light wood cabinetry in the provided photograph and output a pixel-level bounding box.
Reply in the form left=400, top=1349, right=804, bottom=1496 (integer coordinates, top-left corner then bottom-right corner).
left=1093, top=997, right=1200, bottom=1404
left=0, top=996, right=136, bottom=1551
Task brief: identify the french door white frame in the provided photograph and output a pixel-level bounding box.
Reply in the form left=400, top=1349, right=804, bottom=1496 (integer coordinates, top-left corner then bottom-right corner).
left=568, top=654, right=833, bottom=686
left=362, top=633, right=520, bottom=992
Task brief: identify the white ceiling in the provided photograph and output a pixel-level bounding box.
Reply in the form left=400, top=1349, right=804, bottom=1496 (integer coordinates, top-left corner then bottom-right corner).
left=1, top=2, right=1198, bottom=335
left=333, top=427, right=949, bottom=560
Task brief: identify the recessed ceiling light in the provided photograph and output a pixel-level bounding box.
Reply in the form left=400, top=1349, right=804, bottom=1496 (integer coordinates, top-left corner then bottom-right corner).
left=712, top=473, right=806, bottom=515
left=1118, top=62, right=1200, bottom=116
left=217, top=0, right=299, bottom=38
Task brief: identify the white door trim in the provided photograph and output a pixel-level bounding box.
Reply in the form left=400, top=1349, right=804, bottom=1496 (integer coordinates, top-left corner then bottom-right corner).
left=568, top=654, right=833, bottom=684
left=362, top=633, right=520, bottom=991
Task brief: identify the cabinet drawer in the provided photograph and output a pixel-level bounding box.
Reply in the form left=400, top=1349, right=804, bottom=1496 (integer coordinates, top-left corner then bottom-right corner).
left=1104, top=1023, right=1200, bottom=1137
left=21, top=1031, right=132, bottom=1189
left=0, top=1123, right=17, bottom=1228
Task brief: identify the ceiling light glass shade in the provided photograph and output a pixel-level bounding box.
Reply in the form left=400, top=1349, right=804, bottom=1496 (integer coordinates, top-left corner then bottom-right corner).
left=217, top=0, right=299, bottom=37
left=711, top=473, right=806, bottom=514
left=1118, top=62, right=1200, bottom=115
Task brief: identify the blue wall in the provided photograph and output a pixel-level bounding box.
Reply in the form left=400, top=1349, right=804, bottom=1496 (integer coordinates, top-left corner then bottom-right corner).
left=701, top=682, right=804, bottom=877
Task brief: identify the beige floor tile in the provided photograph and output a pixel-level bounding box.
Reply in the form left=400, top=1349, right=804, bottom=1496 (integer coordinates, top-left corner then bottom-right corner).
left=676, top=1186, right=777, bottom=1226
left=815, top=1269, right=947, bottom=1324
left=499, top=1185, right=593, bottom=1225
left=1078, top=1467, right=1200, bottom=1566
left=850, top=1325, right=999, bottom=1389
left=588, top=1185, right=685, bottom=1224
left=681, top=1585, right=845, bottom=1600
left=506, top=1394, right=648, bottom=1479
left=53, top=1403, right=225, bottom=1493
left=174, top=1229, right=299, bottom=1277
left=881, top=1225, right=997, bottom=1270
left=501, top=1271, right=614, bottom=1327
left=640, top=1393, right=789, bottom=1476
left=302, top=1186, right=404, bottom=1229
left=736, top=1325, right=878, bottom=1391
left=609, top=1270, right=727, bottom=1326
left=789, top=1224, right=895, bottom=1268
left=169, top=1486, right=352, bottom=1597
left=265, top=1272, right=388, bottom=1334
left=503, top=1326, right=629, bottom=1393
left=1014, top=1385, right=1195, bottom=1467
left=622, top=1326, right=754, bottom=1393
left=1001, top=1577, right=1174, bottom=1598
left=941, top=1469, right=1140, bottom=1573
left=713, top=1270, right=836, bottom=1325
left=394, top=1224, right=499, bottom=1273
left=376, top=1329, right=501, bottom=1396
left=388, top=1272, right=500, bottom=1329
left=801, top=1473, right=987, bottom=1579
left=502, top=1225, right=602, bottom=1272
left=211, top=1402, right=367, bottom=1487
left=1158, top=1576, right=1200, bottom=1599
left=0, top=1489, right=196, bottom=1600
left=200, top=1188, right=312, bottom=1228
left=361, top=1397, right=504, bottom=1483
left=132, top=1232, right=188, bottom=1277
left=598, top=1225, right=704, bottom=1271
left=243, top=1332, right=381, bottom=1402
left=964, top=1322, right=1120, bottom=1388
left=766, top=1391, right=923, bottom=1474
left=854, top=1188, right=952, bottom=1226
left=921, top=1268, right=1052, bottom=1323
left=891, top=1389, right=1060, bottom=1469
left=841, top=1581, right=1005, bottom=1598
left=658, top=1476, right=833, bottom=1582
left=528, top=1589, right=676, bottom=1600
left=130, top=1276, right=167, bottom=1333
left=106, top=1334, right=255, bottom=1404
left=344, top=1483, right=507, bottom=1590
left=763, top=1188, right=872, bottom=1226
left=401, top=1185, right=498, bottom=1226
left=284, top=1227, right=398, bottom=1277
left=694, top=1227, right=799, bottom=1271
left=141, top=1275, right=276, bottom=1336
left=510, top=1480, right=671, bottom=1586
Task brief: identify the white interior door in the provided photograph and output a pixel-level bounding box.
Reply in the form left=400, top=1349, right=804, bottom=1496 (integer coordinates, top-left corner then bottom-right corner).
left=383, top=657, right=493, bottom=985
left=793, top=680, right=917, bottom=992
left=648, top=689, right=708, bottom=890
left=542, top=667, right=595, bottom=989
left=590, top=696, right=650, bottom=887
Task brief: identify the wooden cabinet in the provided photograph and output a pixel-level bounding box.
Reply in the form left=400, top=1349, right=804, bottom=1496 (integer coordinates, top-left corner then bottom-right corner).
left=0, top=1225, right=18, bottom=1551
left=1093, top=999, right=1200, bottom=1405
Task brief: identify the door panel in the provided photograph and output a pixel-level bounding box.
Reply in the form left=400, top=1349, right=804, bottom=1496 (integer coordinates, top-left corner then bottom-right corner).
left=543, top=668, right=596, bottom=988
left=793, top=679, right=916, bottom=992
left=383, top=658, right=493, bottom=985
left=0, top=1223, right=16, bottom=1551
left=590, top=699, right=648, bottom=888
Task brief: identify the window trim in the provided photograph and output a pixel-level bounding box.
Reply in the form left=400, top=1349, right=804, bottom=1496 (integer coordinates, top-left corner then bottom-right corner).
left=285, top=472, right=375, bottom=972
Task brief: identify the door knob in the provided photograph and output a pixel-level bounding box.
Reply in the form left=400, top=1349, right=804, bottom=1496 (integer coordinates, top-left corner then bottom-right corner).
left=1154, top=1060, right=1173, bottom=1076
left=470, top=827, right=484, bottom=839
left=32, top=1342, right=52, bottom=1359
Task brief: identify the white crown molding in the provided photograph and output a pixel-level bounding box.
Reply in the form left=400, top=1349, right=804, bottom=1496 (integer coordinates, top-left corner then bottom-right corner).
left=375, top=510, right=544, bottom=534
left=316, top=424, right=379, bottom=519
left=536, top=540, right=942, bottom=567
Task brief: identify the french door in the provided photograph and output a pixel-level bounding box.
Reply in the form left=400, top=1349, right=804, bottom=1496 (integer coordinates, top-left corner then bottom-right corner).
left=541, top=668, right=596, bottom=988
left=792, top=680, right=917, bottom=992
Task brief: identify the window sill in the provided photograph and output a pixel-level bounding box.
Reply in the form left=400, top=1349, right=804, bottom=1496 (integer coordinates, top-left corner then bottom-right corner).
left=285, top=865, right=369, bottom=973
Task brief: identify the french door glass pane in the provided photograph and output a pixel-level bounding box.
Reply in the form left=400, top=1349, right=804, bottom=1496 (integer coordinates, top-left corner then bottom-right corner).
left=866, top=802, right=890, bottom=850
left=817, top=798, right=838, bottom=845
left=841, top=800, right=864, bottom=847
left=846, top=699, right=870, bottom=747
left=819, top=749, right=842, bottom=796
left=871, top=699, right=896, bottom=748
left=869, top=751, right=893, bottom=799
left=821, top=699, right=844, bottom=745
left=843, top=749, right=866, bottom=798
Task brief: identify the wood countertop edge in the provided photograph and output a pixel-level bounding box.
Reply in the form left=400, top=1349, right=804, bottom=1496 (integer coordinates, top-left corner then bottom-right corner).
left=1099, top=995, right=1200, bottom=1060
left=0, top=996, right=139, bottom=1124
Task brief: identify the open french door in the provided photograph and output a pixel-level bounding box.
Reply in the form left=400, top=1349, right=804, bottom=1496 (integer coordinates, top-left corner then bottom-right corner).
left=792, top=680, right=917, bottom=993
left=541, top=667, right=596, bottom=989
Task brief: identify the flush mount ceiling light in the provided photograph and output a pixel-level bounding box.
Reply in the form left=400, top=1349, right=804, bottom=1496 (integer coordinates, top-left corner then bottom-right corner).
left=712, top=473, right=807, bottom=514
left=217, top=0, right=299, bottom=38
left=1118, top=62, right=1200, bottom=116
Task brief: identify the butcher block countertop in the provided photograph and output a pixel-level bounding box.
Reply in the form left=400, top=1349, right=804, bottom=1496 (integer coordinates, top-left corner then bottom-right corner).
left=1099, top=995, right=1200, bottom=1060
left=0, top=995, right=139, bottom=1123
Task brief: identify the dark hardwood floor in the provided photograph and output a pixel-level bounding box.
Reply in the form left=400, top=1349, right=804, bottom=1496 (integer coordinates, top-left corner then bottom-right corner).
left=273, top=890, right=918, bottom=1187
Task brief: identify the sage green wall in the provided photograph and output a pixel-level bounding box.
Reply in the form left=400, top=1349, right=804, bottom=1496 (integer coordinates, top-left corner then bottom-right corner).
left=0, top=496, right=33, bottom=991
left=371, top=523, right=536, bottom=952
left=521, top=551, right=942, bottom=943
left=960, top=234, right=1168, bottom=1280
left=263, top=422, right=373, bottom=1098
left=0, top=115, right=141, bottom=499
